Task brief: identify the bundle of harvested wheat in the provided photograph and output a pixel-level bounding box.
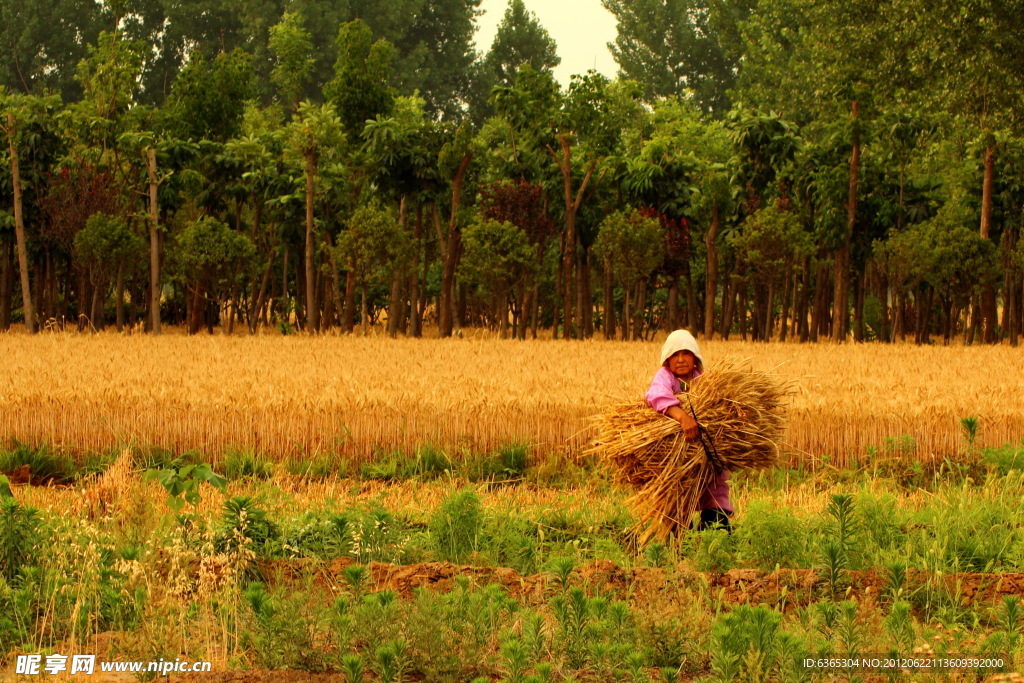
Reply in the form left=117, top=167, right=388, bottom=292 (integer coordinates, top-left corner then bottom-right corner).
left=587, top=359, right=789, bottom=545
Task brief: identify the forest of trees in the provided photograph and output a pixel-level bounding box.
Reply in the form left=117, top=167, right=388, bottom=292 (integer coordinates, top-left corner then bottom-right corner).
left=2, top=0, right=1023, bottom=344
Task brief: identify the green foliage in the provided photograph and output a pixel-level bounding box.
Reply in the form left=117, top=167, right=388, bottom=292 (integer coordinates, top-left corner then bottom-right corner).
left=336, top=201, right=410, bottom=288
left=74, top=30, right=146, bottom=122
left=143, top=462, right=227, bottom=512
left=729, top=205, right=813, bottom=285
left=0, top=498, right=40, bottom=581
left=484, top=0, right=561, bottom=87
left=687, top=526, right=738, bottom=573
left=325, top=20, right=394, bottom=136
left=593, top=209, right=663, bottom=286
left=461, top=218, right=534, bottom=298
left=268, top=13, right=314, bottom=108
left=430, top=488, right=483, bottom=563
left=961, top=416, right=980, bottom=454
left=486, top=442, right=531, bottom=481
left=169, top=215, right=258, bottom=298
left=73, top=212, right=145, bottom=285
left=603, top=0, right=743, bottom=114
left=167, top=49, right=256, bottom=142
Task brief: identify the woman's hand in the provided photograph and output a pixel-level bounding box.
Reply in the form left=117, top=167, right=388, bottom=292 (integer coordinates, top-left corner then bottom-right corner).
left=666, top=405, right=700, bottom=442
left=677, top=413, right=700, bottom=442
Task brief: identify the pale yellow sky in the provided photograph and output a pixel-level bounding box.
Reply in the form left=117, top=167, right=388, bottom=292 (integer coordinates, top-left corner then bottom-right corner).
left=475, top=0, right=619, bottom=87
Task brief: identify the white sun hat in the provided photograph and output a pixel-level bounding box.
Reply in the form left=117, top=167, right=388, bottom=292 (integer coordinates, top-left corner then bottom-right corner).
left=659, top=329, right=704, bottom=370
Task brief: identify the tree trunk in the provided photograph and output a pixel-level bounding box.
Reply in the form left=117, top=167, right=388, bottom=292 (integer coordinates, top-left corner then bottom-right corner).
left=409, top=204, right=423, bottom=338
left=343, top=269, right=356, bottom=333
left=189, top=280, right=203, bottom=335
left=832, top=100, right=860, bottom=343
left=89, top=280, right=102, bottom=331
left=439, top=154, right=472, bottom=337
left=7, top=114, right=35, bottom=333
left=684, top=264, right=698, bottom=335
left=304, top=153, right=319, bottom=334
left=0, top=239, right=11, bottom=330
left=146, top=147, right=161, bottom=335
left=360, top=283, right=368, bottom=335
left=249, top=247, right=276, bottom=334
left=704, top=203, right=720, bottom=339
left=853, top=267, right=866, bottom=342
left=115, top=263, right=125, bottom=332
left=666, top=277, right=679, bottom=331
left=720, top=275, right=740, bottom=340
left=797, top=255, right=811, bottom=342
left=603, top=260, right=615, bottom=339
left=780, top=265, right=793, bottom=342
left=620, top=278, right=631, bottom=341
left=1010, top=270, right=1019, bottom=347
left=554, top=135, right=599, bottom=341
left=980, top=142, right=998, bottom=343
left=387, top=275, right=401, bottom=338
left=294, top=248, right=306, bottom=329
left=581, top=249, right=593, bottom=338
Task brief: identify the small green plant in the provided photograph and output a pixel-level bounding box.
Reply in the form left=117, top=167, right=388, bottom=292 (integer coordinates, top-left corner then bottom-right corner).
left=429, top=488, right=482, bottom=563
left=500, top=636, right=530, bottom=683
left=884, top=600, right=915, bottom=652
left=548, top=556, right=575, bottom=592
left=819, top=540, right=848, bottom=600
left=825, top=494, right=858, bottom=556
left=997, top=595, right=1021, bottom=648
left=881, top=559, right=908, bottom=604
left=342, top=564, right=368, bottom=598
left=645, top=543, right=667, bottom=567
left=373, top=638, right=409, bottom=683
left=709, top=604, right=784, bottom=682
left=551, top=586, right=591, bottom=668
left=688, top=526, right=737, bottom=573
left=834, top=601, right=863, bottom=659
left=144, top=462, right=227, bottom=512
left=341, top=654, right=364, bottom=683
left=960, top=416, right=980, bottom=455
left=217, top=496, right=279, bottom=553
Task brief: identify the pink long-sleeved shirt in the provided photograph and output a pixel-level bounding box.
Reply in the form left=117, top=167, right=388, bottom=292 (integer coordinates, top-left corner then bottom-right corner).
left=644, top=366, right=733, bottom=514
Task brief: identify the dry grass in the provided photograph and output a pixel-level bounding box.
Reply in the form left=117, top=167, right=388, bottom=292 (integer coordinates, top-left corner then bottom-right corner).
left=1, top=330, right=1023, bottom=466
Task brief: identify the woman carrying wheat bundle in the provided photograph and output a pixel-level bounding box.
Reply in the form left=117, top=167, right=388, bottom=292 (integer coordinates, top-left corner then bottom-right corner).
left=644, top=329, right=733, bottom=532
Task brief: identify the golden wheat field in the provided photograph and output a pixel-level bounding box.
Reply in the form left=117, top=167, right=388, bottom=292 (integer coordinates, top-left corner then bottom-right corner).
left=2, top=331, right=1023, bottom=467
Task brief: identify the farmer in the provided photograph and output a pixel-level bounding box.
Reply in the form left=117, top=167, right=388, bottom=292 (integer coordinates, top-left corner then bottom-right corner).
left=644, top=329, right=733, bottom=532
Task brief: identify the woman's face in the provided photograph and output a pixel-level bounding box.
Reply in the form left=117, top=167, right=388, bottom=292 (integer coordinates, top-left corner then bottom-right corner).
left=666, top=350, right=696, bottom=379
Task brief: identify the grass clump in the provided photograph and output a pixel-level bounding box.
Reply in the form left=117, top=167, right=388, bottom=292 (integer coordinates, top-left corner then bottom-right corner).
left=430, top=488, right=483, bottom=563
left=0, top=441, right=77, bottom=484
left=223, top=448, right=275, bottom=480
left=983, top=439, right=1024, bottom=475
